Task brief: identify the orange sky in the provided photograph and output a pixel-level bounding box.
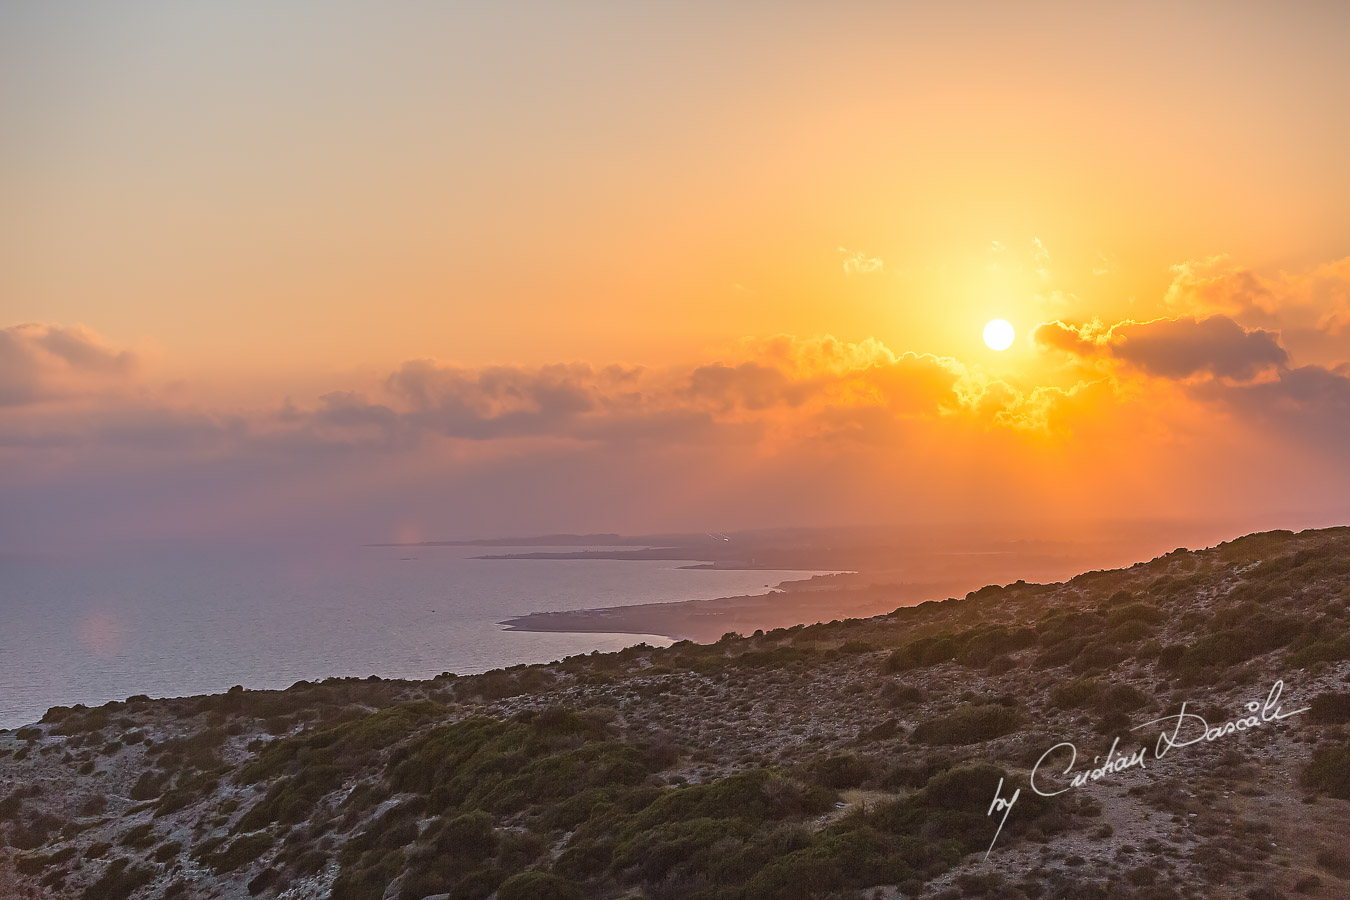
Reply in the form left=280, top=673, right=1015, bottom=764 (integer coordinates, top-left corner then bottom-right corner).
left=3, top=3, right=1350, bottom=546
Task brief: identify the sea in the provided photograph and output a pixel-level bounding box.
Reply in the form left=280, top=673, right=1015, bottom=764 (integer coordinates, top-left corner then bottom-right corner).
left=0, top=543, right=829, bottom=729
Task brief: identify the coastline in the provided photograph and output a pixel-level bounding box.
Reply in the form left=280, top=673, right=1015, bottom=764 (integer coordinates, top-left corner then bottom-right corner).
left=499, top=579, right=971, bottom=643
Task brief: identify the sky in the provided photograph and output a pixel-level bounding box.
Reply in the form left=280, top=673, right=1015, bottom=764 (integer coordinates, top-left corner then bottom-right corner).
left=3, top=1, right=1350, bottom=548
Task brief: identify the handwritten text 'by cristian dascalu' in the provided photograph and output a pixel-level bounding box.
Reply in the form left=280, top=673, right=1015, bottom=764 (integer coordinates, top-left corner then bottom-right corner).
left=982, top=680, right=1308, bottom=860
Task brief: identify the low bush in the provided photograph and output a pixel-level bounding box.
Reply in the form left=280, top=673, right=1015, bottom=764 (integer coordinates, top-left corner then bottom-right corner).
left=496, top=871, right=584, bottom=900
left=885, top=634, right=958, bottom=671
left=1303, top=742, right=1350, bottom=799
left=81, top=858, right=155, bottom=900
left=1309, top=692, right=1350, bottom=724
left=1106, top=603, right=1166, bottom=626
left=118, top=822, right=158, bottom=849
left=129, top=770, right=169, bottom=801
left=16, top=846, right=76, bottom=875
left=205, top=833, right=275, bottom=873
left=1290, top=635, right=1350, bottom=668
left=811, top=753, right=873, bottom=789
left=1178, top=611, right=1303, bottom=671
left=912, top=704, right=1023, bottom=745
left=880, top=682, right=925, bottom=707
left=1050, top=678, right=1148, bottom=715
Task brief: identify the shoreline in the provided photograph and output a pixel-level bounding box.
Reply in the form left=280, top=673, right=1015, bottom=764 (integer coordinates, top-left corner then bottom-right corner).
left=498, top=579, right=972, bottom=643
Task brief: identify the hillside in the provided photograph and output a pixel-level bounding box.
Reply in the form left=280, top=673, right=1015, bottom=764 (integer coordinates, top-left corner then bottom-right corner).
left=3, top=527, right=1350, bottom=900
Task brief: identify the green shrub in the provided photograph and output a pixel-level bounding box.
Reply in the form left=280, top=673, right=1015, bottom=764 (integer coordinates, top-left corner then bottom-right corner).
left=1050, top=678, right=1147, bottom=714
left=9, top=810, right=64, bottom=849
left=611, top=816, right=755, bottom=885
left=880, top=682, right=925, bottom=707
left=398, top=810, right=502, bottom=898
left=1068, top=642, right=1128, bottom=674
left=1035, top=638, right=1087, bottom=668
left=1181, top=612, right=1303, bottom=670
left=1106, top=603, right=1165, bottom=626
left=1104, top=619, right=1153, bottom=643
left=81, top=859, right=154, bottom=900
left=52, top=707, right=111, bottom=736
left=233, top=702, right=441, bottom=831
left=496, top=871, right=584, bottom=900
left=118, top=822, right=158, bottom=849
left=886, top=634, right=958, bottom=671
left=247, top=868, right=281, bottom=896
left=206, top=832, right=274, bottom=873
left=387, top=713, right=649, bottom=819
left=956, top=626, right=1037, bottom=667
left=626, top=769, right=831, bottom=833
left=912, top=704, right=1022, bottom=745
left=1290, top=636, right=1350, bottom=668
left=331, top=849, right=406, bottom=900
left=811, top=754, right=872, bottom=789
left=1309, top=692, right=1350, bottom=724
left=153, top=770, right=221, bottom=818
left=129, top=770, right=168, bottom=801
left=1303, top=743, right=1350, bottom=799
left=16, top=846, right=76, bottom=875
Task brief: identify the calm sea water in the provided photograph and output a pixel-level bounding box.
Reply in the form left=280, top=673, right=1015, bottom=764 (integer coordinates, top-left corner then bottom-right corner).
left=0, top=543, right=826, bottom=729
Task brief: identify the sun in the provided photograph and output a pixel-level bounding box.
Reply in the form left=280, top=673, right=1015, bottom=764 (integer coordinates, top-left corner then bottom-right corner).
left=983, top=318, right=1015, bottom=351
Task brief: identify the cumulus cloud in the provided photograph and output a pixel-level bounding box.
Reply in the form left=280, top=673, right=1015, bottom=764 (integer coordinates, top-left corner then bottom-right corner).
left=1165, top=255, right=1350, bottom=336
left=1034, top=315, right=1286, bottom=381
left=1031, top=310, right=1350, bottom=462
left=0, top=323, right=137, bottom=406
left=1111, top=316, right=1286, bottom=380
left=1032, top=319, right=1106, bottom=358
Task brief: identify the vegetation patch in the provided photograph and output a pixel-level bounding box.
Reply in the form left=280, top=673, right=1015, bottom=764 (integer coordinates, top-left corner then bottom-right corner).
left=912, top=703, right=1023, bottom=745
left=1303, top=742, right=1350, bottom=799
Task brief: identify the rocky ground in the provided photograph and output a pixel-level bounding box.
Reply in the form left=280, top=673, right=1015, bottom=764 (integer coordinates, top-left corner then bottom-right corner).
left=3, top=527, right=1350, bottom=899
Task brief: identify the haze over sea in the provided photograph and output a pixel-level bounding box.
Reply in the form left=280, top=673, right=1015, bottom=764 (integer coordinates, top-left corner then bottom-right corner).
left=0, top=543, right=830, bottom=729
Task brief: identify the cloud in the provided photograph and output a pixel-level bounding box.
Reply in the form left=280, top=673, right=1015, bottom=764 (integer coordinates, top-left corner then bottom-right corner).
left=1034, top=315, right=1286, bottom=381
left=0, top=323, right=137, bottom=406
left=1033, top=319, right=1105, bottom=358
left=7, top=300, right=1350, bottom=546
left=839, top=247, right=884, bottom=276
left=0, top=329, right=1053, bottom=482
left=1165, top=255, right=1350, bottom=336
left=1110, top=316, right=1286, bottom=380
left=383, top=361, right=645, bottom=441
left=685, top=362, right=810, bottom=411
left=1031, top=310, right=1350, bottom=463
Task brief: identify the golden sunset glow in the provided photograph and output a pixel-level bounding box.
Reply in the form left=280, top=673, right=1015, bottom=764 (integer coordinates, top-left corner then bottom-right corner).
left=2, top=3, right=1350, bottom=547
left=9, top=11, right=1350, bottom=896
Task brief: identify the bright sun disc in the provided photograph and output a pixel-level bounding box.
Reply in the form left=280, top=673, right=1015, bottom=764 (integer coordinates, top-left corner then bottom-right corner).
left=983, top=319, right=1015, bottom=351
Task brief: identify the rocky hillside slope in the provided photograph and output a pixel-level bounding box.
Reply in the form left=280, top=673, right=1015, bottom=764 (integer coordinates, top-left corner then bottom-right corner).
left=3, top=527, right=1350, bottom=900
